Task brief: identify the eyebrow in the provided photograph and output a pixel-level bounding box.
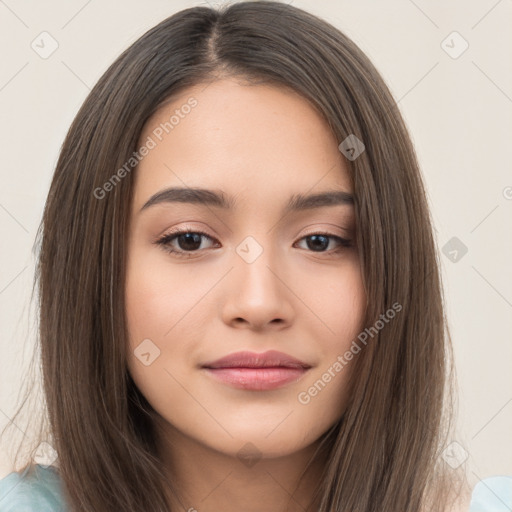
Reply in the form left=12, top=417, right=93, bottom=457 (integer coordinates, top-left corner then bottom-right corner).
left=139, top=187, right=354, bottom=215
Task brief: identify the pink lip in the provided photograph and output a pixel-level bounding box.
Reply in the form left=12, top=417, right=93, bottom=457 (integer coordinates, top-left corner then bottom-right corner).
left=201, top=350, right=312, bottom=391
left=203, top=367, right=309, bottom=390
left=201, top=350, right=311, bottom=370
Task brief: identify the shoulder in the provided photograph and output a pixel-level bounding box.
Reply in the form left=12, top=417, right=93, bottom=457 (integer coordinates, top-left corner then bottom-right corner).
left=469, top=475, right=512, bottom=512
left=0, top=464, right=67, bottom=512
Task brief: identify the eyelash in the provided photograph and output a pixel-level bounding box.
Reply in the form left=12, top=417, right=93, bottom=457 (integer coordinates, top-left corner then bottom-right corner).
left=154, top=226, right=353, bottom=258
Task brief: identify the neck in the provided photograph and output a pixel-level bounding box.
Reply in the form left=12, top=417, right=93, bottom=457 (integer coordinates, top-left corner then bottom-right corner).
left=154, top=418, right=327, bottom=512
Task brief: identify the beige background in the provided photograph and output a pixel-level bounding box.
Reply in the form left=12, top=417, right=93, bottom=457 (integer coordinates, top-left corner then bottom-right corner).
left=1, top=0, right=511, bottom=489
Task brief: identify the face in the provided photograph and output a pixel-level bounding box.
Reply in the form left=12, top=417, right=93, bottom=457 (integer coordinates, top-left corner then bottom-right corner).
left=125, top=77, right=367, bottom=462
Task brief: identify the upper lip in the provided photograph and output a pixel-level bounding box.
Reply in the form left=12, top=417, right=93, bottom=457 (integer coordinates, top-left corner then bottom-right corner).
left=201, top=350, right=311, bottom=369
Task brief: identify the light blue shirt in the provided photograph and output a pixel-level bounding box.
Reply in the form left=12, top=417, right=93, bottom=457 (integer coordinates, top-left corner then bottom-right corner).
left=0, top=465, right=65, bottom=512
left=0, top=464, right=511, bottom=511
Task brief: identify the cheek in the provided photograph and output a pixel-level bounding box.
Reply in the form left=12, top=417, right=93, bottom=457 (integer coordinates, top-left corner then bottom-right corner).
left=124, top=254, right=200, bottom=424
left=124, top=249, right=178, bottom=389
left=305, top=256, right=366, bottom=343
left=302, top=259, right=366, bottom=397
left=124, top=247, right=213, bottom=394
left=329, top=270, right=366, bottom=340
left=124, top=247, right=207, bottom=343
left=125, top=274, right=177, bottom=341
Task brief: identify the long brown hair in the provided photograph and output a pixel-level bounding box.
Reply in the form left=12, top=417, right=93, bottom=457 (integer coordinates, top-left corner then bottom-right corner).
left=1, top=1, right=467, bottom=510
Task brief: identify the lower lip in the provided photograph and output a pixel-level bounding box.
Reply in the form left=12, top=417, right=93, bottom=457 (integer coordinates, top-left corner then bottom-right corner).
left=202, top=367, right=309, bottom=390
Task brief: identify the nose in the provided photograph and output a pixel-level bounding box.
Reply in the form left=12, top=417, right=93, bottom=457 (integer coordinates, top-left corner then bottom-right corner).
left=220, top=239, right=295, bottom=331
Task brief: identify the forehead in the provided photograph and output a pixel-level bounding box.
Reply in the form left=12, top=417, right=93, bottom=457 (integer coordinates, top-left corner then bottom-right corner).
left=132, top=78, right=352, bottom=212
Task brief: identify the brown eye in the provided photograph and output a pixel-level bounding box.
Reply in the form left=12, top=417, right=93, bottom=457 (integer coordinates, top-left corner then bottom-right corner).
left=155, top=229, right=219, bottom=257
left=295, top=233, right=353, bottom=253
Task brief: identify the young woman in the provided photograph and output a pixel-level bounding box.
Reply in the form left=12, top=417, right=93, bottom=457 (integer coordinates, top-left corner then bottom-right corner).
left=1, top=2, right=509, bottom=511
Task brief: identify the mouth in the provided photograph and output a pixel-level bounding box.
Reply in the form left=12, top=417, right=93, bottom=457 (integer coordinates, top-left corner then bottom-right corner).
left=201, top=350, right=312, bottom=391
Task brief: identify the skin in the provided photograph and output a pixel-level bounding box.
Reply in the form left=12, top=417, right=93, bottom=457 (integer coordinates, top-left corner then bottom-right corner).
left=124, top=77, right=368, bottom=511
